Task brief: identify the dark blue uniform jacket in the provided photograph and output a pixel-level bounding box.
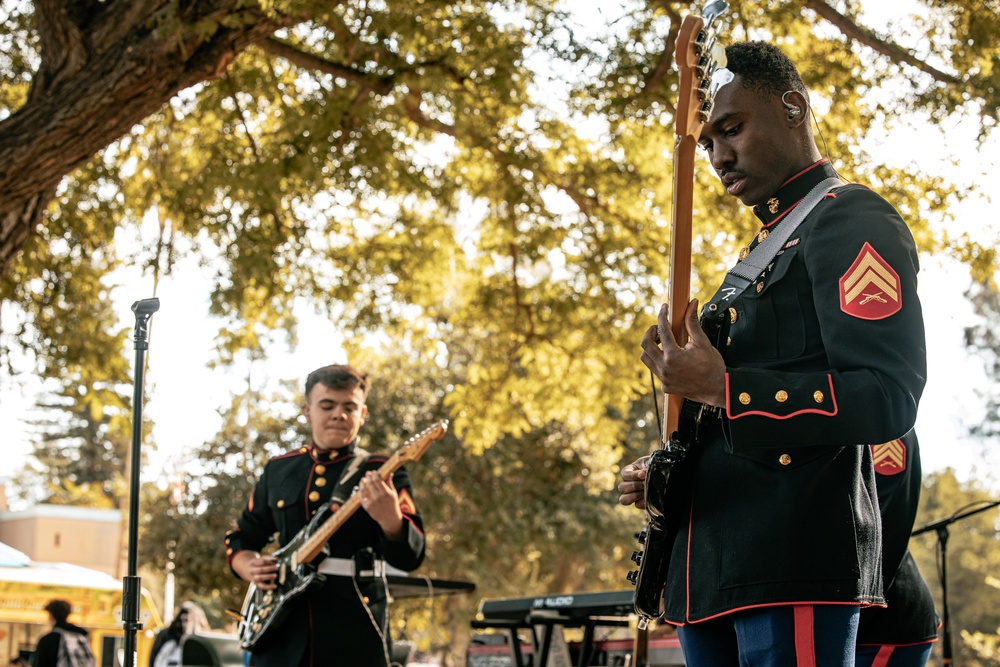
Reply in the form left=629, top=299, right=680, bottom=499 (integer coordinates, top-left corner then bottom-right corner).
left=225, top=441, right=425, bottom=666
left=661, top=160, right=926, bottom=624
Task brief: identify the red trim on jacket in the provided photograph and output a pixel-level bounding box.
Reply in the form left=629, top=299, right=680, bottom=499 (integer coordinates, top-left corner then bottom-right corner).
left=725, top=374, right=838, bottom=420
left=665, top=600, right=866, bottom=626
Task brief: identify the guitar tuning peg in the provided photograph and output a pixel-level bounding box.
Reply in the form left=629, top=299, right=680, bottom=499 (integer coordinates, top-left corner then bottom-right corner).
left=699, top=99, right=715, bottom=123
left=701, top=0, right=729, bottom=29
left=697, top=81, right=711, bottom=102
left=631, top=550, right=643, bottom=565
left=627, top=570, right=640, bottom=585
left=635, top=528, right=648, bottom=544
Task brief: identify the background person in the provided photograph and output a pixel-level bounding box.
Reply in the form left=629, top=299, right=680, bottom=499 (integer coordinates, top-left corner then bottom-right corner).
left=148, top=601, right=210, bottom=667
left=31, top=599, right=94, bottom=667
left=856, top=430, right=939, bottom=666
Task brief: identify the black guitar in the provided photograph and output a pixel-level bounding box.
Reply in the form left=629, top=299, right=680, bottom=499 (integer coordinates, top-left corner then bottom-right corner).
left=626, top=0, right=731, bottom=632
left=629, top=309, right=727, bottom=625
left=237, top=420, right=448, bottom=651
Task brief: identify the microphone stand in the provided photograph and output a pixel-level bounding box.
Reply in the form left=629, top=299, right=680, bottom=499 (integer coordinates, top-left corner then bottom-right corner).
left=123, top=297, right=160, bottom=667
left=911, top=499, right=1000, bottom=667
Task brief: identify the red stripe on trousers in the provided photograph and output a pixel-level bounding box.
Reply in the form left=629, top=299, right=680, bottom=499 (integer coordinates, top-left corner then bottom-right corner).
left=873, top=646, right=894, bottom=667
left=794, top=605, right=816, bottom=667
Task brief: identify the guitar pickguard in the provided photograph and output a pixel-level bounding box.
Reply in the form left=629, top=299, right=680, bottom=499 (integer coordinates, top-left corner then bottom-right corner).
left=237, top=527, right=328, bottom=651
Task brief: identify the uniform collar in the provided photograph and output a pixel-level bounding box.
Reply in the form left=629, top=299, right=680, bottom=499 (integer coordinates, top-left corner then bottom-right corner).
left=309, top=440, right=356, bottom=462
left=752, top=159, right=838, bottom=227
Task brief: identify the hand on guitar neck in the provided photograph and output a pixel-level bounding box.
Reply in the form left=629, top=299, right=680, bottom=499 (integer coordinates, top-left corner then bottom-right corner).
left=640, top=298, right=727, bottom=408
left=357, top=470, right=406, bottom=540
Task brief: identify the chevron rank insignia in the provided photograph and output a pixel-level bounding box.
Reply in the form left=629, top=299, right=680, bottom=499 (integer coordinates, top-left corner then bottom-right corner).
left=398, top=488, right=417, bottom=515
left=839, top=242, right=901, bottom=319
left=871, top=439, right=906, bottom=476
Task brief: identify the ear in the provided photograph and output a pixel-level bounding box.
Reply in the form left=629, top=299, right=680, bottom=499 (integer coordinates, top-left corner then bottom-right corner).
left=360, top=404, right=368, bottom=422
left=301, top=402, right=309, bottom=418
left=782, top=90, right=809, bottom=127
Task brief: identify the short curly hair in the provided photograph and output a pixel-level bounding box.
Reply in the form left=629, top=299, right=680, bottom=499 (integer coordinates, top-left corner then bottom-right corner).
left=725, top=41, right=806, bottom=100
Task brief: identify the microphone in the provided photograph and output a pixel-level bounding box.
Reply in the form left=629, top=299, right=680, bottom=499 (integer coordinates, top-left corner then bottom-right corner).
left=131, top=298, right=160, bottom=315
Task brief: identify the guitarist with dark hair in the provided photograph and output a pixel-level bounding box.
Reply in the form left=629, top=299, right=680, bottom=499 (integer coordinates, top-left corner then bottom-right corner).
left=619, top=41, right=927, bottom=666
left=225, top=364, right=426, bottom=667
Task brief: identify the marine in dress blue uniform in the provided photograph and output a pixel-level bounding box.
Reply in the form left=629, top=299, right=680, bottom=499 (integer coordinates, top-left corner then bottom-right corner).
left=621, top=42, right=927, bottom=666
left=225, top=365, right=425, bottom=667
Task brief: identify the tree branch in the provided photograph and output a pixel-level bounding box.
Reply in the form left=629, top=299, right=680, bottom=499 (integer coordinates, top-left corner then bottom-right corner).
left=639, top=2, right=683, bottom=104
left=31, top=0, right=92, bottom=95
left=803, top=0, right=963, bottom=86
left=258, top=36, right=394, bottom=94
left=403, top=88, right=457, bottom=137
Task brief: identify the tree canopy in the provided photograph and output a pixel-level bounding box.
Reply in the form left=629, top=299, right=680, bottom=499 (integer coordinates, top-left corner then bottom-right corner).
left=2, top=0, right=999, bottom=664
left=3, top=0, right=997, bottom=461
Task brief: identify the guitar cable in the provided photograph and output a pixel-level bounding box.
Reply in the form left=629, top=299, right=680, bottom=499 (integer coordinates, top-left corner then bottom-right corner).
left=352, top=569, right=396, bottom=667
left=354, top=572, right=440, bottom=667
left=810, top=104, right=847, bottom=183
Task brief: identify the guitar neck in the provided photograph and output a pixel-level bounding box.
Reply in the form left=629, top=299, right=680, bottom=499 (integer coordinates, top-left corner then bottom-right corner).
left=663, top=134, right=697, bottom=441
left=294, top=452, right=405, bottom=564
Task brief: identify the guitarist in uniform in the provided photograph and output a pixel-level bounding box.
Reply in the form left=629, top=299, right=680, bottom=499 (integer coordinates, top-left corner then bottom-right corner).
left=225, top=364, right=425, bottom=666
left=619, top=42, right=927, bottom=665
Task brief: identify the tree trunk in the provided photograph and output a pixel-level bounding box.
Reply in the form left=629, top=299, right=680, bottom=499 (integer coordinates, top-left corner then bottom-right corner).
left=0, top=0, right=281, bottom=275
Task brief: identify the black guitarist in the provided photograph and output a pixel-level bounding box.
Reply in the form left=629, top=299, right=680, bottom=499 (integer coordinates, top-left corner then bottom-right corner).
left=618, top=42, right=926, bottom=666
left=225, top=364, right=425, bottom=667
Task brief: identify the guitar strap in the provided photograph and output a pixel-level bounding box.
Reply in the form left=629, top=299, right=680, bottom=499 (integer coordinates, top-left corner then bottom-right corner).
left=329, top=446, right=371, bottom=506
left=704, top=177, right=842, bottom=314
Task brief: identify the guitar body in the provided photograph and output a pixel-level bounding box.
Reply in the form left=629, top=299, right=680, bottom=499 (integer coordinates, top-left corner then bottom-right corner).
left=631, top=432, right=692, bottom=620
left=630, top=308, right=730, bottom=626
left=238, top=505, right=334, bottom=651
left=235, top=420, right=448, bottom=652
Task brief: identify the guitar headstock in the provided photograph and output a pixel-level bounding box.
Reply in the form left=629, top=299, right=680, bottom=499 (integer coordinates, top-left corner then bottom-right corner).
left=674, top=1, right=731, bottom=141
left=394, top=420, right=449, bottom=464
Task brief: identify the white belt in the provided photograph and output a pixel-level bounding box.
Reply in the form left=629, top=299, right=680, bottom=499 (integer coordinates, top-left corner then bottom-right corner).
left=317, top=557, right=385, bottom=578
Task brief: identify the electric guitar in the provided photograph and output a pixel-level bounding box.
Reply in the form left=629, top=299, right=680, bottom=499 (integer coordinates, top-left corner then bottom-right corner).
left=626, top=0, right=731, bottom=633
left=237, top=420, right=448, bottom=651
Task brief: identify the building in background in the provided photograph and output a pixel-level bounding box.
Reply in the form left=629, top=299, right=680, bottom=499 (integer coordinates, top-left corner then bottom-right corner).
left=0, top=503, right=122, bottom=577
left=0, top=488, right=162, bottom=664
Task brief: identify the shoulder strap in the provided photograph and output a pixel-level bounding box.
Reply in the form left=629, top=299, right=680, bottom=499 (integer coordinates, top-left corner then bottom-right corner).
left=707, top=177, right=842, bottom=309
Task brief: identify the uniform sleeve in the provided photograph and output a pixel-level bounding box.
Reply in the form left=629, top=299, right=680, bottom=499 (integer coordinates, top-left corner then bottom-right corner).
left=224, top=463, right=277, bottom=575
left=380, top=464, right=426, bottom=572
left=724, top=187, right=926, bottom=448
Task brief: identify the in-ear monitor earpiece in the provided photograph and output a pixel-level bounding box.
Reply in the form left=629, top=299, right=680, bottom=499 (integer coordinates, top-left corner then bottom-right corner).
left=781, top=91, right=802, bottom=119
